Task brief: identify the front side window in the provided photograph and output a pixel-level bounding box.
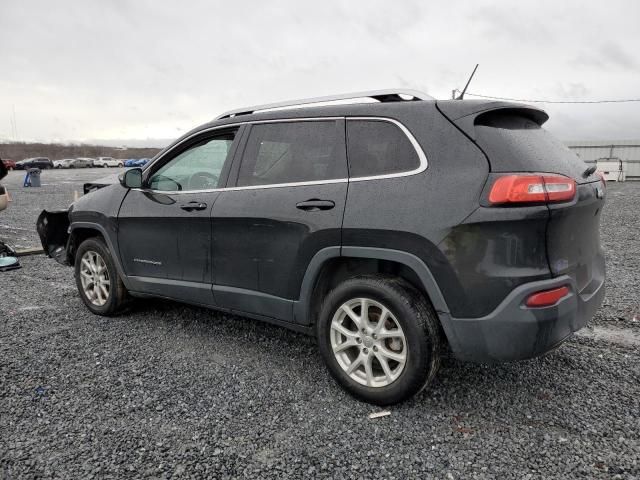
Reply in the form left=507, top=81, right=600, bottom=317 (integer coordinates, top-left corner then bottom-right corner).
left=346, top=120, right=420, bottom=178
left=236, top=121, right=346, bottom=187
left=149, top=130, right=236, bottom=191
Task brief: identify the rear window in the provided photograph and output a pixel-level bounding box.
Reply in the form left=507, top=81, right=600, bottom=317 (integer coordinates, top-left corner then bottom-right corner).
left=346, top=120, right=419, bottom=178
left=475, top=111, right=588, bottom=180
left=237, top=121, right=345, bottom=186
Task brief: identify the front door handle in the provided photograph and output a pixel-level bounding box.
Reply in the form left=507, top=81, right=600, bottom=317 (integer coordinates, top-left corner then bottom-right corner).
left=180, top=201, right=208, bottom=212
left=296, top=199, right=335, bottom=211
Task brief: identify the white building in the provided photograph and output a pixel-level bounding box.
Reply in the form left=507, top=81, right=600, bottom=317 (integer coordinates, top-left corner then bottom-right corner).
left=566, top=140, right=640, bottom=181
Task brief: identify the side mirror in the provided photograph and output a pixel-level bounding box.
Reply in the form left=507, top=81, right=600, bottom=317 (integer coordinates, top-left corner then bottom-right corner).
left=120, top=168, right=143, bottom=189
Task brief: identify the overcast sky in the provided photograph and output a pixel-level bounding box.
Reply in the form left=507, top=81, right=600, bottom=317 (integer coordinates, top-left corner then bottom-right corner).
left=1, top=0, right=639, bottom=146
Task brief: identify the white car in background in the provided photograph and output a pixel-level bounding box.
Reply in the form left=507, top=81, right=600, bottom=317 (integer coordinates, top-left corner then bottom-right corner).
left=94, top=157, right=124, bottom=168
left=53, top=159, right=74, bottom=169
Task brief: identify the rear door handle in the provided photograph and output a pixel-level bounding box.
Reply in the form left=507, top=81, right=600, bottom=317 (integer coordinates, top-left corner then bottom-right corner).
left=180, top=201, right=208, bottom=212
left=296, top=199, right=335, bottom=211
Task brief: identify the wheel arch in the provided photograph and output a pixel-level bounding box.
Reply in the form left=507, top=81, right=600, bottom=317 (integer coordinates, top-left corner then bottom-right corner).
left=68, top=222, right=128, bottom=284
left=294, top=247, right=452, bottom=332
left=68, top=227, right=103, bottom=261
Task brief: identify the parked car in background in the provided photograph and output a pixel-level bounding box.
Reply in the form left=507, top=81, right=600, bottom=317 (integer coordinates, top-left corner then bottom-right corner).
left=70, top=158, right=94, bottom=168
left=16, top=157, right=53, bottom=169
left=123, top=158, right=150, bottom=168
left=1, top=159, right=17, bottom=170
left=94, top=157, right=124, bottom=168
left=54, top=159, right=75, bottom=169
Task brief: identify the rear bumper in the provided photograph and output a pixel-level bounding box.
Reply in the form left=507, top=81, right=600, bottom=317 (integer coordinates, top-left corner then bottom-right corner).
left=441, top=263, right=605, bottom=362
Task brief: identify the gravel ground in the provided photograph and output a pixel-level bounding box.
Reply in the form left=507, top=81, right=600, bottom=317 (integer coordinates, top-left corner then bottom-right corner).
left=1, top=169, right=639, bottom=479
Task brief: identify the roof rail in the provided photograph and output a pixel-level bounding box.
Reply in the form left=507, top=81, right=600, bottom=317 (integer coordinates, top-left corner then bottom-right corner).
left=215, top=89, right=433, bottom=120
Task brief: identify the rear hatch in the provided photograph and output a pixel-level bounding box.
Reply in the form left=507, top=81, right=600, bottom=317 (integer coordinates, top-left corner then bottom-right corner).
left=438, top=101, right=606, bottom=294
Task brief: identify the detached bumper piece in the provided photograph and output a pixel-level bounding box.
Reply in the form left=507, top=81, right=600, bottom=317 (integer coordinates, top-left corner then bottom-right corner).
left=36, top=210, right=71, bottom=265
left=83, top=180, right=113, bottom=195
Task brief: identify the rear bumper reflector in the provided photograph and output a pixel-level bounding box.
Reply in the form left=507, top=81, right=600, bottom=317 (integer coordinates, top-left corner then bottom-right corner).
left=525, top=286, right=570, bottom=308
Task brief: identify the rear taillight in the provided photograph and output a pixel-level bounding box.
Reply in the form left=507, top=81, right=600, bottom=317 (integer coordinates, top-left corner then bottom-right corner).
left=489, top=174, right=576, bottom=205
left=525, top=286, right=570, bottom=308
left=542, top=176, right=577, bottom=202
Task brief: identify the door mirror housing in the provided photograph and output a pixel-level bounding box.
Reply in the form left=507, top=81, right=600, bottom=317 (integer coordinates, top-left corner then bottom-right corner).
left=120, top=168, right=143, bottom=189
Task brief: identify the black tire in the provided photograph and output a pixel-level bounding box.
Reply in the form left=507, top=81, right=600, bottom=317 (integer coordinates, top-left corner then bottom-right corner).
left=75, top=237, right=129, bottom=316
left=317, top=275, right=441, bottom=405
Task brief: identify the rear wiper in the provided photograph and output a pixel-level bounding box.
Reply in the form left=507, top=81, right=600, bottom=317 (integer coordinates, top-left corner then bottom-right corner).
left=582, top=165, right=597, bottom=178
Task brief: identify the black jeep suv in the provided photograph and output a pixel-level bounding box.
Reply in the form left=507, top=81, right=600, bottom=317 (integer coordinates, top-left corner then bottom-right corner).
left=38, top=90, right=605, bottom=405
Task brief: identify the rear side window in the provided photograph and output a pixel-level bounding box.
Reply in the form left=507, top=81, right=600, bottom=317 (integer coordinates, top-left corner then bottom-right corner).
left=475, top=110, right=587, bottom=179
left=346, top=120, right=419, bottom=178
left=236, top=121, right=346, bottom=186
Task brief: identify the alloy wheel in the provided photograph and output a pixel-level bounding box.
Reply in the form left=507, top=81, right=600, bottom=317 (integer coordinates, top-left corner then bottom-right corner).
left=330, top=297, right=407, bottom=387
left=79, top=250, right=111, bottom=306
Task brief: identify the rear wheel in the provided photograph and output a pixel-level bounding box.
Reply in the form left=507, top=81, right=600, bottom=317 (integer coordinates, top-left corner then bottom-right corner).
left=317, top=275, right=441, bottom=405
left=75, top=237, right=129, bottom=315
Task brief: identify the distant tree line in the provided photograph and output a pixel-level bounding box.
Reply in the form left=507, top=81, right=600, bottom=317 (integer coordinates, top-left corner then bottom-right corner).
left=0, top=142, right=162, bottom=161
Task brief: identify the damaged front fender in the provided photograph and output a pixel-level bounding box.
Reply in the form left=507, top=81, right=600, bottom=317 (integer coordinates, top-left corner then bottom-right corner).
left=36, top=210, right=71, bottom=265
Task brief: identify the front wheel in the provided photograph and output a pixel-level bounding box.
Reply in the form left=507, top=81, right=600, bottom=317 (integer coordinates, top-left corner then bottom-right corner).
left=317, top=276, right=441, bottom=405
left=75, top=237, right=129, bottom=315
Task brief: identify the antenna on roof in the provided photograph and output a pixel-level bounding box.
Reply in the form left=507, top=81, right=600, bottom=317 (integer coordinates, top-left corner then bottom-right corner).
left=455, top=64, right=479, bottom=100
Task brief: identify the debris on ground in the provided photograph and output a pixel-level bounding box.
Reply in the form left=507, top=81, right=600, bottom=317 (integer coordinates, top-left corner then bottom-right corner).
left=368, top=410, right=391, bottom=419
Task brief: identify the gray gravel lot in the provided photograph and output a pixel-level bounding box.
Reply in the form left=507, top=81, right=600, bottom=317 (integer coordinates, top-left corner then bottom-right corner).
left=1, top=169, right=639, bottom=479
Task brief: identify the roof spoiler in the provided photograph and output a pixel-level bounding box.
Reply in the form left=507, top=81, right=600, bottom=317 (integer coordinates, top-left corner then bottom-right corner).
left=437, top=100, right=549, bottom=140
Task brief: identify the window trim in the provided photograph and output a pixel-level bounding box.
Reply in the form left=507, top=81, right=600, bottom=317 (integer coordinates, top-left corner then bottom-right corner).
left=138, top=116, right=427, bottom=195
